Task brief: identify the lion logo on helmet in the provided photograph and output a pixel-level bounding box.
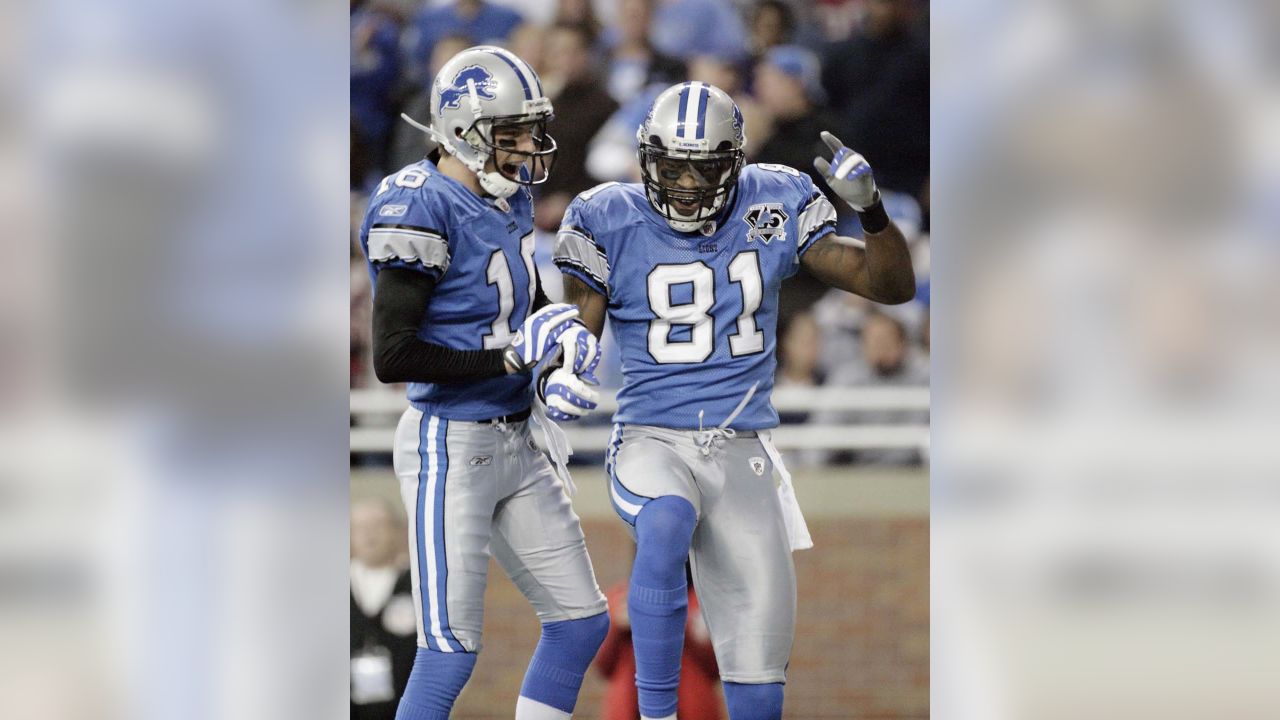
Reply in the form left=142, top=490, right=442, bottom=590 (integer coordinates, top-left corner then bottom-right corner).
left=439, top=65, right=498, bottom=112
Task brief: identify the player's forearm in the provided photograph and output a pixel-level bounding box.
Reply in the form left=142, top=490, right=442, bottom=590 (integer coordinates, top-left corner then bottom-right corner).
left=372, top=330, right=508, bottom=384
left=560, top=273, right=607, bottom=337
left=860, top=220, right=917, bottom=305
left=803, top=227, right=915, bottom=304
left=372, top=267, right=510, bottom=384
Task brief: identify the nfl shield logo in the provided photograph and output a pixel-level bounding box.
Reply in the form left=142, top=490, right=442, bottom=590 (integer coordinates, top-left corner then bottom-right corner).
left=749, top=457, right=767, bottom=476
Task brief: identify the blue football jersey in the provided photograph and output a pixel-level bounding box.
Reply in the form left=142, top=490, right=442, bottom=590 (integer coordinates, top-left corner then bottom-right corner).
left=359, top=159, right=539, bottom=420
left=553, top=164, right=838, bottom=430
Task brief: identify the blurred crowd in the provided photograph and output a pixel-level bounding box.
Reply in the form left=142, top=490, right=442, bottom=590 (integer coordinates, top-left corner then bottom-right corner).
left=350, top=0, right=931, bottom=466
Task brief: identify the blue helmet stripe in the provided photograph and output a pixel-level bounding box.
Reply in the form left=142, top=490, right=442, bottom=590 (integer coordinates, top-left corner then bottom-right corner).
left=676, top=82, right=691, bottom=138
left=695, top=84, right=709, bottom=139
left=484, top=49, right=533, bottom=101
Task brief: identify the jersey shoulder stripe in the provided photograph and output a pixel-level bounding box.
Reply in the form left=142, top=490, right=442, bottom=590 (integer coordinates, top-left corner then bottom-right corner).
left=367, top=223, right=452, bottom=272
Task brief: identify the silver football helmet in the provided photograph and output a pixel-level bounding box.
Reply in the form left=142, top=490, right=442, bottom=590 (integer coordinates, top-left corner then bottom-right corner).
left=636, top=82, right=746, bottom=232
left=408, top=46, right=557, bottom=198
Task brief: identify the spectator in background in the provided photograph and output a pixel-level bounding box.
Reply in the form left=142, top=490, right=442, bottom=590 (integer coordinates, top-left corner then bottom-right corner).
left=749, top=0, right=796, bottom=60
left=351, top=498, right=417, bottom=720
left=820, top=0, right=929, bottom=199
left=811, top=286, right=927, bottom=378
left=553, top=0, right=604, bottom=47
left=535, top=23, right=619, bottom=231
left=649, top=0, right=749, bottom=62
left=595, top=565, right=722, bottom=720
left=352, top=260, right=373, bottom=389
left=775, top=312, right=830, bottom=468
left=811, top=289, right=872, bottom=375
left=775, top=311, right=825, bottom=424
left=351, top=0, right=405, bottom=181
left=401, top=0, right=524, bottom=86
left=819, top=311, right=929, bottom=466
left=603, top=0, right=685, bottom=104
left=752, top=44, right=848, bottom=315
left=752, top=45, right=840, bottom=191
left=508, top=21, right=548, bottom=75
left=587, top=47, right=772, bottom=184
left=385, top=34, right=472, bottom=172
left=585, top=82, right=665, bottom=183
left=686, top=50, right=771, bottom=159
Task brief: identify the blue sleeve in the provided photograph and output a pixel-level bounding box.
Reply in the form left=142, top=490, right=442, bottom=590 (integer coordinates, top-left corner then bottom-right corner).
left=363, top=186, right=453, bottom=281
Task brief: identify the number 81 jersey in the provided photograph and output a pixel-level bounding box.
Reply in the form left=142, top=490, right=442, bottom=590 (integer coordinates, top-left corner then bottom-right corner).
left=554, top=164, right=838, bottom=430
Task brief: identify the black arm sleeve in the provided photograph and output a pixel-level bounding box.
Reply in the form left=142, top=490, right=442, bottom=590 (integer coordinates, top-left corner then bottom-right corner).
left=372, top=267, right=508, bottom=384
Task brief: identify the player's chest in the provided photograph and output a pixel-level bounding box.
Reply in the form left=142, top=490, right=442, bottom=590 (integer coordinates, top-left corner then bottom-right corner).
left=607, top=236, right=789, bottom=316
left=445, top=210, right=535, bottom=280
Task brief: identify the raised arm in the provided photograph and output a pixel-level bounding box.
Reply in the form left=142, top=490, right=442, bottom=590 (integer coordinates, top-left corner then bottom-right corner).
left=807, top=131, right=917, bottom=304
left=800, top=225, right=915, bottom=304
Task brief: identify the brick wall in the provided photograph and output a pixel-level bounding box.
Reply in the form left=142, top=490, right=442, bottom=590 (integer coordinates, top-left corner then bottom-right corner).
left=445, top=517, right=929, bottom=720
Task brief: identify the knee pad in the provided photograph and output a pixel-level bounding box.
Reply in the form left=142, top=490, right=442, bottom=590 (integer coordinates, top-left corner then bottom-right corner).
left=723, top=682, right=784, bottom=720
left=395, top=647, right=477, bottom=720
left=633, top=496, right=697, bottom=588
left=519, top=612, right=610, bottom=713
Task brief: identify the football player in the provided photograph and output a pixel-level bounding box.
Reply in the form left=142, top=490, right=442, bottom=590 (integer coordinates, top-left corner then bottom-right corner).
left=358, top=46, right=609, bottom=720
left=553, top=82, right=916, bottom=720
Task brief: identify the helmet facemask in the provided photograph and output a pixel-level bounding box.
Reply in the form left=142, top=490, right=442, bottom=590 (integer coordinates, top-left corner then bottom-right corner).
left=639, top=140, right=744, bottom=233
left=455, top=113, right=557, bottom=198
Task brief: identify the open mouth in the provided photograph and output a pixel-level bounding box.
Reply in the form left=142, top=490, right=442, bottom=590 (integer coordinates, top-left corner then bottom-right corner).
left=671, top=198, right=701, bottom=214
left=500, top=162, right=521, bottom=177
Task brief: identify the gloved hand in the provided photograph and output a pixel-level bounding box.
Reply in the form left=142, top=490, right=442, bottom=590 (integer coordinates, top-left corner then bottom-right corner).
left=537, top=366, right=600, bottom=422
left=813, top=131, right=879, bottom=211
left=503, top=303, right=581, bottom=374
left=555, top=324, right=601, bottom=385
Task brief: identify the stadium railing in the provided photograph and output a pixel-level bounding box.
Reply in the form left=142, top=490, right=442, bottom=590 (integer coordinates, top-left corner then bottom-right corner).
left=350, top=387, right=930, bottom=454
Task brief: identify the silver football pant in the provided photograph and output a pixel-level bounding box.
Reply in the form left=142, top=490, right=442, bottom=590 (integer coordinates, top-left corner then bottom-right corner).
left=607, top=423, right=797, bottom=683
left=394, top=407, right=607, bottom=653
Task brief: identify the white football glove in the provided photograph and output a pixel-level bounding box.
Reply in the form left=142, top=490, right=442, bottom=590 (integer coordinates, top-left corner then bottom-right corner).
left=537, top=366, right=600, bottom=422
left=813, top=131, right=879, bottom=211
left=504, top=303, right=581, bottom=373
left=555, top=324, right=602, bottom=385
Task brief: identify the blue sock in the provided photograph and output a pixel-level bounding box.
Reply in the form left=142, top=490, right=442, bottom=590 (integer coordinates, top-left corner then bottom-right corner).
left=723, top=682, right=785, bottom=720
left=395, top=647, right=478, bottom=720
left=518, top=612, right=610, bottom=713
left=629, top=496, right=697, bottom=719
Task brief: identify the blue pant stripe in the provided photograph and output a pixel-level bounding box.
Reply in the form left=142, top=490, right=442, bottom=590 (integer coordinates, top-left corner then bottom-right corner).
left=415, top=413, right=439, bottom=652
left=433, top=419, right=465, bottom=652
left=605, top=426, right=635, bottom=525
left=606, top=426, right=654, bottom=525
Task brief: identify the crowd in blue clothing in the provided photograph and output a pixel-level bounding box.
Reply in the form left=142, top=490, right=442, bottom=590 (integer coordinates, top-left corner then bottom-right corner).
left=350, top=0, right=931, bottom=464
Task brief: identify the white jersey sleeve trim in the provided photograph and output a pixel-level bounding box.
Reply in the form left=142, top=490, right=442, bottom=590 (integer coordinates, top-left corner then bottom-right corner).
left=368, top=225, right=452, bottom=273
left=553, top=227, right=610, bottom=290
left=796, top=192, right=838, bottom=252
